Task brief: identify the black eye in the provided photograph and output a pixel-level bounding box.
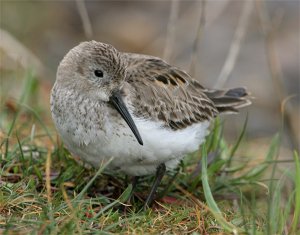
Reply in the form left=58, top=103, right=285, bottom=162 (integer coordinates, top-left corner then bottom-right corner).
left=94, top=70, right=103, bottom=77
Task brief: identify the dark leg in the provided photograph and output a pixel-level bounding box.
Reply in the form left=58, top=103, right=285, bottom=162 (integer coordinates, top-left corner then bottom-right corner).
left=127, top=176, right=139, bottom=202
left=144, top=163, right=166, bottom=209
left=116, top=176, right=139, bottom=213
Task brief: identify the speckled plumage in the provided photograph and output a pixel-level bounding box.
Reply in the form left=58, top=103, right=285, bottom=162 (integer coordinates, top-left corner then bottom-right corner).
left=50, top=41, right=251, bottom=176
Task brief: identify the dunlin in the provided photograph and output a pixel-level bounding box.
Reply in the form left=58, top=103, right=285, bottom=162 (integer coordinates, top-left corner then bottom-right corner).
left=50, top=41, right=251, bottom=207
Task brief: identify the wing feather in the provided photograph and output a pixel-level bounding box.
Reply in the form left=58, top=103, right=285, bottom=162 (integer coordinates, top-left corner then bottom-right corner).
left=122, top=53, right=218, bottom=130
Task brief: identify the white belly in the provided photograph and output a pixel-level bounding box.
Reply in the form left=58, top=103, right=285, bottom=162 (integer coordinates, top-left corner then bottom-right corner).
left=57, top=113, right=210, bottom=176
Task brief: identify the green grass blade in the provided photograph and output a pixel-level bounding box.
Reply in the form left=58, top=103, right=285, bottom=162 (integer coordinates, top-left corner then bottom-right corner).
left=237, top=133, right=280, bottom=181
left=228, top=114, right=248, bottom=167
left=201, top=145, right=240, bottom=233
left=94, top=181, right=135, bottom=219
left=17, top=103, right=55, bottom=144
left=118, top=183, right=133, bottom=203
left=269, top=172, right=283, bottom=233
left=266, top=133, right=281, bottom=234
left=75, top=158, right=113, bottom=201
left=291, top=151, right=300, bottom=234
left=202, top=145, right=221, bottom=213
left=15, top=132, right=27, bottom=175
left=207, top=117, right=223, bottom=152
left=8, top=71, right=36, bottom=135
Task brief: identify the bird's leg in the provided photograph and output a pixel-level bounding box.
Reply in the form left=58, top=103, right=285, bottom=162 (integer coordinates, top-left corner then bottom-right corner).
left=127, top=176, right=139, bottom=203
left=144, top=163, right=166, bottom=209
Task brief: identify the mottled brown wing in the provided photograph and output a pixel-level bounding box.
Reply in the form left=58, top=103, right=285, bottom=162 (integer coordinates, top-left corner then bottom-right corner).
left=122, top=53, right=218, bottom=130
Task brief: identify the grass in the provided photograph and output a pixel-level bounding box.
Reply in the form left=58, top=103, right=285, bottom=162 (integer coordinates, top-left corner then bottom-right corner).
left=0, top=73, right=299, bottom=234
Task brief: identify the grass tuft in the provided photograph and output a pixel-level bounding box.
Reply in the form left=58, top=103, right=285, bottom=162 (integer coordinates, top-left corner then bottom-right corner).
left=0, top=73, right=298, bottom=234
left=291, top=151, right=300, bottom=234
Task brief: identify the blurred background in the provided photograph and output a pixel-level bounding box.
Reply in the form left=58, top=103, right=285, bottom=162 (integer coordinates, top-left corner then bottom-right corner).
left=1, top=0, right=299, bottom=158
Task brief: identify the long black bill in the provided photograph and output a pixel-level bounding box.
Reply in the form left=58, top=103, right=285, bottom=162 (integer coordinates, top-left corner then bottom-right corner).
left=109, top=91, right=143, bottom=145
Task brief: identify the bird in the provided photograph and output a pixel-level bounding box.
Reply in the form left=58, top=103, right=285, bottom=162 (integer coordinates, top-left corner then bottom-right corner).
left=50, top=41, right=251, bottom=208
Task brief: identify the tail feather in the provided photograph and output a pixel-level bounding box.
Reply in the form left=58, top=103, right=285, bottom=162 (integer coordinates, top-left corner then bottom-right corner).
left=225, top=87, right=248, bottom=97
left=204, top=87, right=252, bottom=114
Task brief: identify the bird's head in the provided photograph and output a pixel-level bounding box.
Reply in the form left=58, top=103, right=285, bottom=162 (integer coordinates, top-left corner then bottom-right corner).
left=56, top=41, right=143, bottom=145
